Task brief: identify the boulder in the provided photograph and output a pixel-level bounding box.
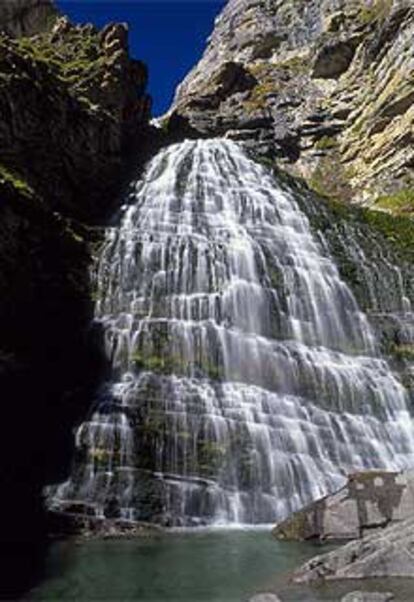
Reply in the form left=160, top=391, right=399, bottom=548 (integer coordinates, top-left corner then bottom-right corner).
left=249, top=595, right=282, bottom=602
left=273, top=470, right=414, bottom=541
left=341, top=593, right=394, bottom=602
left=293, top=515, right=414, bottom=582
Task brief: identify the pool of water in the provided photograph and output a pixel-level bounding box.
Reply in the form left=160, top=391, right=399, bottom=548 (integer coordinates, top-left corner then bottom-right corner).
left=26, top=530, right=414, bottom=602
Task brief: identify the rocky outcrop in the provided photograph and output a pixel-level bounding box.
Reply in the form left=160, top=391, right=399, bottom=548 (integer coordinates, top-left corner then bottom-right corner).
left=341, top=594, right=394, bottom=602
left=278, top=470, right=414, bottom=587
left=0, top=17, right=152, bottom=221
left=273, top=470, right=414, bottom=541
left=167, top=0, right=414, bottom=211
left=0, top=0, right=57, bottom=37
left=47, top=510, right=162, bottom=539
left=0, top=11, right=153, bottom=597
left=293, top=514, right=414, bottom=582
left=249, top=593, right=281, bottom=602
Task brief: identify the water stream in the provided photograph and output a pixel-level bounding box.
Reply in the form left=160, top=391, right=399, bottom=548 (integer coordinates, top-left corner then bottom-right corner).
left=49, top=139, right=414, bottom=526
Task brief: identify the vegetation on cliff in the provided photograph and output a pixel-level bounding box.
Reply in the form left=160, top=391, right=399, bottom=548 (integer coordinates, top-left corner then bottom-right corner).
left=0, top=16, right=152, bottom=221
left=0, top=0, right=412, bottom=579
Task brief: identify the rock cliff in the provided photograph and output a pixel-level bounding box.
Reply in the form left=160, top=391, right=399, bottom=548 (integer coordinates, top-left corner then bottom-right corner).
left=293, top=514, right=414, bottom=582
left=168, top=0, right=414, bottom=212
left=273, top=470, right=414, bottom=541
left=0, top=8, right=153, bottom=596
left=0, top=0, right=56, bottom=37
left=0, top=16, right=152, bottom=221
left=0, top=3, right=412, bottom=596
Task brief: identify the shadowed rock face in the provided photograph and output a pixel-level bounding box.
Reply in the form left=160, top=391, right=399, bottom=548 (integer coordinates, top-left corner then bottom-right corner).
left=0, top=7, right=153, bottom=596
left=0, top=17, right=152, bottom=222
left=168, top=0, right=414, bottom=210
left=0, top=0, right=57, bottom=37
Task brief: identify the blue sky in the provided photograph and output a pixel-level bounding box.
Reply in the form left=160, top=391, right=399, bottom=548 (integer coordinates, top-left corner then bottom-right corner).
left=57, top=1, right=225, bottom=115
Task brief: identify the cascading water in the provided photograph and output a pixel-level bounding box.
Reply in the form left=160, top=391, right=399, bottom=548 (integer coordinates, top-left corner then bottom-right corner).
left=50, top=139, right=414, bottom=526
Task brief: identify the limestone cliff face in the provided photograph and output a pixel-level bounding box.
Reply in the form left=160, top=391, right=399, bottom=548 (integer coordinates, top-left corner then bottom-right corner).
left=0, top=0, right=57, bottom=37
left=169, top=0, right=414, bottom=213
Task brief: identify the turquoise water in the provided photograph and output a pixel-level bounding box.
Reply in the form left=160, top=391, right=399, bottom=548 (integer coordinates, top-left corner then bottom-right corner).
left=26, top=531, right=414, bottom=602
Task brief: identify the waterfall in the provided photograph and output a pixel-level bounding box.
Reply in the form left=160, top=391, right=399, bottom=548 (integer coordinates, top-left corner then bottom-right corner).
left=50, top=139, right=414, bottom=526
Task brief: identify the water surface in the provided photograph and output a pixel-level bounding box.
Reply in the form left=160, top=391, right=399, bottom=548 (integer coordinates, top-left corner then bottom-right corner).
left=27, top=530, right=414, bottom=602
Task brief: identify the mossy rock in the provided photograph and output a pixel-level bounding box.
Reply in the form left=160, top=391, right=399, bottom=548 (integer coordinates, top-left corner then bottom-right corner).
left=0, top=163, right=34, bottom=198
left=272, top=508, right=311, bottom=540
left=357, top=0, right=393, bottom=26
left=390, top=344, right=414, bottom=363
left=314, top=135, right=337, bottom=151
left=373, top=189, right=414, bottom=216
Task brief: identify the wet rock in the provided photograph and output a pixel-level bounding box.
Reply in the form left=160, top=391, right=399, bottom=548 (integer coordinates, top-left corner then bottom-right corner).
left=47, top=510, right=162, bottom=539
left=249, top=594, right=282, bottom=602
left=273, top=470, right=414, bottom=542
left=293, top=515, right=414, bottom=582
left=341, top=592, right=394, bottom=602
left=0, top=8, right=153, bottom=555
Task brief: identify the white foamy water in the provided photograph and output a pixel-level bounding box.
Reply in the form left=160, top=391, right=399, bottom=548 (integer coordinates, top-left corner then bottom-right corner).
left=50, top=139, right=414, bottom=526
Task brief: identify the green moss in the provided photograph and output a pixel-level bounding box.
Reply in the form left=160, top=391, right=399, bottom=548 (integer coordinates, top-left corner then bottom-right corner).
left=89, top=447, right=120, bottom=465
left=203, top=361, right=224, bottom=381
left=273, top=509, right=309, bottom=541
left=308, top=155, right=354, bottom=204
left=314, top=135, right=337, bottom=151
left=130, top=347, right=224, bottom=380
left=0, top=164, right=34, bottom=198
left=12, top=27, right=106, bottom=112
left=373, top=188, right=414, bottom=215
left=131, top=352, right=170, bottom=373
left=362, top=209, right=414, bottom=261
left=255, top=155, right=413, bottom=314
left=246, top=80, right=278, bottom=111
left=279, top=56, right=307, bottom=74
left=136, top=412, right=169, bottom=442
left=390, top=344, right=414, bottom=362
left=358, top=0, right=393, bottom=25
left=257, top=155, right=413, bottom=263
left=197, top=440, right=226, bottom=475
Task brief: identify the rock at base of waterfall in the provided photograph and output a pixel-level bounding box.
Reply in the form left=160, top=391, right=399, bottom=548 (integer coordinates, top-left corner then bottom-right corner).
left=248, top=594, right=282, bottom=602
left=293, top=516, right=414, bottom=582
left=273, top=470, right=414, bottom=541
left=341, top=592, right=395, bottom=602
left=47, top=510, right=162, bottom=540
